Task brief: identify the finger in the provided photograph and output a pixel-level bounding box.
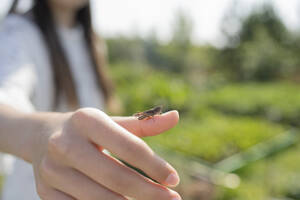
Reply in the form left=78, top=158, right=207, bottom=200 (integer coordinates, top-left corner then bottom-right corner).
left=68, top=141, right=181, bottom=200
left=73, top=109, right=180, bottom=187
left=37, top=183, right=75, bottom=200
left=43, top=161, right=127, bottom=200
left=112, top=110, right=179, bottom=137
left=44, top=190, right=75, bottom=200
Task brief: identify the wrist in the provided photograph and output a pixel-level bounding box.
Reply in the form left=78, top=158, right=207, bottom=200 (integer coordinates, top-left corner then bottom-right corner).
left=18, top=112, right=70, bottom=163
left=0, top=105, right=72, bottom=163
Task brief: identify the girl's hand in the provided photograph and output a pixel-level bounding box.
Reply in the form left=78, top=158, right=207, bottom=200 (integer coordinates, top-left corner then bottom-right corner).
left=32, top=108, right=181, bottom=200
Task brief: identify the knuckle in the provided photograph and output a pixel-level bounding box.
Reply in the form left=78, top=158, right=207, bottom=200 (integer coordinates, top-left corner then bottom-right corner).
left=125, top=140, right=149, bottom=160
left=47, top=133, right=61, bottom=154
left=48, top=133, right=75, bottom=159
left=39, top=159, right=55, bottom=181
left=71, top=108, right=90, bottom=123
left=113, top=176, right=132, bottom=192
left=70, top=108, right=108, bottom=137
left=70, top=108, right=103, bottom=134
left=36, top=183, right=50, bottom=199
left=71, top=108, right=104, bottom=124
left=73, top=108, right=107, bottom=122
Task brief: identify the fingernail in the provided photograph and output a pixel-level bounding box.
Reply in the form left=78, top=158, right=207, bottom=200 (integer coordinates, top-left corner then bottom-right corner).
left=165, top=173, right=180, bottom=186
left=170, top=190, right=182, bottom=200
left=171, top=193, right=182, bottom=200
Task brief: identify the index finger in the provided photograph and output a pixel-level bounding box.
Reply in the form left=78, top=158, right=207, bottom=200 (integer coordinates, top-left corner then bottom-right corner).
left=111, top=110, right=179, bottom=137
left=72, top=108, right=180, bottom=187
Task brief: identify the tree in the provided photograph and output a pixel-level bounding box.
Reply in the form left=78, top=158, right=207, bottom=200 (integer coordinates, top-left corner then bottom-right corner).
left=217, top=3, right=296, bottom=81
left=171, top=9, right=194, bottom=48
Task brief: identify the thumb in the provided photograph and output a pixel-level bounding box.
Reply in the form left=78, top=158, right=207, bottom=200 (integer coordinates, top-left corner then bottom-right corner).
left=111, top=110, right=179, bottom=137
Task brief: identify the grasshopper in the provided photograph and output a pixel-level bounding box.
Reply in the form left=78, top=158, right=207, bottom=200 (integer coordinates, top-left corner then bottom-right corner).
left=133, top=106, right=163, bottom=120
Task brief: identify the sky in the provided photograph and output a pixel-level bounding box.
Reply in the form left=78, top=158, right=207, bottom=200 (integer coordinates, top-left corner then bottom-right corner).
left=1, top=0, right=299, bottom=46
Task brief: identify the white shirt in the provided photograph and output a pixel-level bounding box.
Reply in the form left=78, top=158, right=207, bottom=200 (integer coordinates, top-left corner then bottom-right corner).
left=0, top=14, right=105, bottom=200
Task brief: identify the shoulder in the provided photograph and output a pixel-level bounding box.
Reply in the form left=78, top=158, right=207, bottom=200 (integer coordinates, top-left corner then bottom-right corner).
left=0, top=14, right=49, bottom=66
left=0, top=15, right=42, bottom=82
left=1, top=14, right=39, bottom=34
left=0, top=14, right=43, bottom=47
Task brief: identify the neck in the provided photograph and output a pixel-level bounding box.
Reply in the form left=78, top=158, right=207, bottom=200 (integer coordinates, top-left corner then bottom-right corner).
left=49, top=4, right=76, bottom=28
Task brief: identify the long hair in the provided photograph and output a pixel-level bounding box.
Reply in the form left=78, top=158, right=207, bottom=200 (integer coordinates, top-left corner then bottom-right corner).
left=9, top=0, right=113, bottom=110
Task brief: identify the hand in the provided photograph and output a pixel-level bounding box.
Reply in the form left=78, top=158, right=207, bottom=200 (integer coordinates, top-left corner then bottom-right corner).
left=32, top=108, right=181, bottom=200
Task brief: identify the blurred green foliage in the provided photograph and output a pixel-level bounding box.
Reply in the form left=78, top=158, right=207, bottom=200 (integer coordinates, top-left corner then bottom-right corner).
left=110, top=62, right=191, bottom=114
left=107, top=3, right=300, bottom=199
left=201, top=83, right=300, bottom=126
left=216, top=143, right=300, bottom=200
left=146, top=116, right=285, bottom=162
left=218, top=5, right=299, bottom=81
left=0, top=1, right=299, bottom=200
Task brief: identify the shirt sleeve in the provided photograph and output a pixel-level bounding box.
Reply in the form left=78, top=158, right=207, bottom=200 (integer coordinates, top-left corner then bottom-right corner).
left=0, top=16, right=37, bottom=113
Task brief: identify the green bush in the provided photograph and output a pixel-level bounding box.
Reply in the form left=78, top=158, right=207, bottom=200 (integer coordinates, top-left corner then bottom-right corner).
left=216, top=142, right=300, bottom=200
left=110, top=62, right=192, bottom=115
left=199, top=82, right=300, bottom=126
left=145, top=113, right=286, bottom=162
left=110, top=61, right=296, bottom=200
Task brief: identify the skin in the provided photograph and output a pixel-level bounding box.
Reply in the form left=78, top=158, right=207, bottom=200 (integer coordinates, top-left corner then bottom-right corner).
left=0, top=106, right=181, bottom=200
left=0, top=1, right=182, bottom=199
left=48, top=0, right=89, bottom=28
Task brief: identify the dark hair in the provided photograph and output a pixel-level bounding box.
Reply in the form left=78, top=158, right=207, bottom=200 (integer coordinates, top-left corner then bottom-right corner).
left=9, top=0, right=113, bottom=110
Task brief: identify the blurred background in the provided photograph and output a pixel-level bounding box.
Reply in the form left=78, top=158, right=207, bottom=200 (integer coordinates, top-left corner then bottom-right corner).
left=2, top=0, right=300, bottom=199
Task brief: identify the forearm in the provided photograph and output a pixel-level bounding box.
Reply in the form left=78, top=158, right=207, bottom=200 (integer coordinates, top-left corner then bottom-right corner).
left=0, top=105, right=68, bottom=163
left=0, top=106, right=182, bottom=199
